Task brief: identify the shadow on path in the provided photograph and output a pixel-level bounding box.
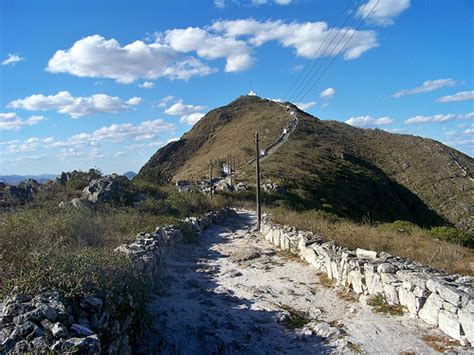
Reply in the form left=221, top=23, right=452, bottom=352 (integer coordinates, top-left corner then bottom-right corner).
left=139, top=212, right=334, bottom=355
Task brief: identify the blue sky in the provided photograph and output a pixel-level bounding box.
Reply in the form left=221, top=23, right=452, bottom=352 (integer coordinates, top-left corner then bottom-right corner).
left=1, top=0, right=473, bottom=175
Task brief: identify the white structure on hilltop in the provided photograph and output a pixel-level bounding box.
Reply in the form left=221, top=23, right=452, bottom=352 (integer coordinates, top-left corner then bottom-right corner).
left=247, top=90, right=257, bottom=96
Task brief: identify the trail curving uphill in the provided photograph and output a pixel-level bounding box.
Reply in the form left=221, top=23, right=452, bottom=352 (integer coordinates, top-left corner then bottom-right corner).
left=140, top=211, right=458, bottom=354
left=247, top=103, right=298, bottom=165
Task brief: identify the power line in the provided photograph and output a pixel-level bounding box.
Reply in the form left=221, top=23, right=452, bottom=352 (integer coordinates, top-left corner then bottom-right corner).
left=295, top=0, right=380, bottom=103
left=284, top=0, right=356, bottom=102
left=291, top=0, right=373, bottom=103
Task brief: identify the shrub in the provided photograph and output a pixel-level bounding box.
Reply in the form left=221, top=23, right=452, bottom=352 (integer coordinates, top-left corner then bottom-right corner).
left=377, top=220, right=421, bottom=234
left=428, top=227, right=473, bottom=248
left=367, top=295, right=404, bottom=316
left=270, top=208, right=474, bottom=275
left=0, top=248, right=145, bottom=301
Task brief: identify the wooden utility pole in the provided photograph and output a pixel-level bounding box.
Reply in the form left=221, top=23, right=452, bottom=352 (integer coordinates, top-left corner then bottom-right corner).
left=209, top=160, right=213, bottom=196
left=255, top=131, right=261, bottom=231
left=229, top=155, right=233, bottom=187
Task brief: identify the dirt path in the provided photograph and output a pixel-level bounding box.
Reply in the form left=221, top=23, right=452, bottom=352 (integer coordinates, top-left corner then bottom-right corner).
left=140, top=211, right=459, bottom=354
left=247, top=104, right=298, bottom=165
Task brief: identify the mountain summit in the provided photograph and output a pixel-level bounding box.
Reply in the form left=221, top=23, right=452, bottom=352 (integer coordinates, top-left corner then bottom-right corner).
left=138, top=95, right=474, bottom=233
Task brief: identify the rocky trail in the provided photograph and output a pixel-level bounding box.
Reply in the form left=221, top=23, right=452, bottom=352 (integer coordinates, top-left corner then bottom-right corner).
left=140, top=211, right=465, bottom=354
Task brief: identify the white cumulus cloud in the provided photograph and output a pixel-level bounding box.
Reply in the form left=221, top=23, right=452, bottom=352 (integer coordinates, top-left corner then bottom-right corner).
left=358, top=0, right=411, bottom=26
left=404, top=112, right=473, bottom=124
left=320, top=88, right=336, bottom=99
left=211, top=19, right=378, bottom=61
left=67, top=119, right=175, bottom=145
left=164, top=100, right=206, bottom=116
left=345, top=115, right=393, bottom=127
left=295, top=101, right=316, bottom=111
left=165, top=27, right=253, bottom=72
left=46, top=18, right=378, bottom=83
left=0, top=112, right=45, bottom=131
left=157, top=95, right=176, bottom=108
left=2, top=54, right=24, bottom=66
left=46, top=35, right=214, bottom=83
left=180, top=113, right=205, bottom=125
left=164, top=100, right=206, bottom=126
left=436, top=90, right=474, bottom=103
left=8, top=91, right=142, bottom=118
left=139, top=81, right=155, bottom=89
left=394, top=78, right=457, bottom=98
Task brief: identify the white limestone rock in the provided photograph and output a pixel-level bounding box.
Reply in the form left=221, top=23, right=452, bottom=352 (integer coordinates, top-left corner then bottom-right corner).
left=349, top=271, right=365, bottom=294
left=398, top=287, right=423, bottom=315
left=383, top=284, right=399, bottom=305
left=437, top=284, right=462, bottom=306
left=438, top=310, right=462, bottom=340
left=377, top=263, right=397, bottom=274
left=366, top=271, right=384, bottom=296
left=458, top=308, right=474, bottom=345
left=419, top=293, right=443, bottom=326
left=356, top=248, right=377, bottom=260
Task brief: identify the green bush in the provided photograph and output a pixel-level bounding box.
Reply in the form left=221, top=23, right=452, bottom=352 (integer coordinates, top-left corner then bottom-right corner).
left=377, top=220, right=421, bottom=234
left=0, top=248, right=145, bottom=301
left=428, top=226, right=473, bottom=248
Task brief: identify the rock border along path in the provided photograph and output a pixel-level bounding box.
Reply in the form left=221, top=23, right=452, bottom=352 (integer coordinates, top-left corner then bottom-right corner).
left=261, top=211, right=474, bottom=350
left=142, top=210, right=468, bottom=354
left=0, top=208, right=235, bottom=354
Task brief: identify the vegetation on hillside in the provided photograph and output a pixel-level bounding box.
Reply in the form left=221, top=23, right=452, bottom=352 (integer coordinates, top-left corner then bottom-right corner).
left=271, top=208, right=474, bottom=276
left=0, top=175, right=230, bottom=300
left=138, top=95, right=473, bottom=235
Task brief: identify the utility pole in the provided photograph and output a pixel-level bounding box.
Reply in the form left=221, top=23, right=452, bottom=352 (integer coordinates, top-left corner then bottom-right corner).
left=229, top=154, right=233, bottom=187
left=209, top=160, right=213, bottom=196
left=255, top=131, right=261, bottom=231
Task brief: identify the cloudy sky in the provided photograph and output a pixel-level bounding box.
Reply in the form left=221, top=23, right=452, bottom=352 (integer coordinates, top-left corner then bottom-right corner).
left=1, top=0, right=472, bottom=175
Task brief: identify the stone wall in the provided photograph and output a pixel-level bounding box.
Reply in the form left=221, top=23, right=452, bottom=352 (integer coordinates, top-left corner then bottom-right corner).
left=261, top=216, right=474, bottom=346
left=0, top=207, right=235, bottom=354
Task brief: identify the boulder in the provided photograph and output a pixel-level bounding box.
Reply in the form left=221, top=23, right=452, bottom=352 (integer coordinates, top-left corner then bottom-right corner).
left=81, top=174, right=135, bottom=205
left=459, top=308, right=474, bottom=344
left=234, top=182, right=249, bottom=191
left=437, top=283, right=463, bottom=306
left=215, top=180, right=232, bottom=192
left=4, top=179, right=39, bottom=202
left=419, top=293, right=443, bottom=326
left=438, top=310, right=462, bottom=340
left=398, top=287, right=424, bottom=315
left=349, top=270, right=365, bottom=294
left=356, top=248, right=377, bottom=260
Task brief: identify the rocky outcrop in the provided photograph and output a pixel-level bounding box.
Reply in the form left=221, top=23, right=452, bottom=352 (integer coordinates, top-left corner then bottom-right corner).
left=54, top=169, right=102, bottom=186
left=0, top=207, right=236, bottom=354
left=59, top=174, right=141, bottom=208
left=261, top=214, right=474, bottom=346
left=82, top=174, right=133, bottom=204
left=4, top=179, right=39, bottom=203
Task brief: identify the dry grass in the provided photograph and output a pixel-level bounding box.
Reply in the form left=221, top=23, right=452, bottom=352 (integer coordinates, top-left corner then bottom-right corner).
left=367, top=295, right=404, bottom=316
left=318, top=273, right=335, bottom=288
left=277, top=303, right=312, bottom=329
left=272, top=209, right=474, bottom=276
left=337, top=290, right=358, bottom=303
left=276, top=249, right=303, bottom=263
left=347, top=342, right=364, bottom=353
left=422, top=334, right=460, bottom=353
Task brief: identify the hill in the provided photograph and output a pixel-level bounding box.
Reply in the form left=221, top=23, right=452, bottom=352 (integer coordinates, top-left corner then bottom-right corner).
left=124, top=171, right=137, bottom=180
left=138, top=95, right=474, bottom=234
left=0, top=174, right=56, bottom=184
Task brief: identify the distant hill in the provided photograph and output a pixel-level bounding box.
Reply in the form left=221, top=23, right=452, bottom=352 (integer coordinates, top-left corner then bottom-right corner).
left=138, top=95, right=474, bottom=234
left=123, top=171, right=137, bottom=180
left=0, top=174, right=56, bottom=185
